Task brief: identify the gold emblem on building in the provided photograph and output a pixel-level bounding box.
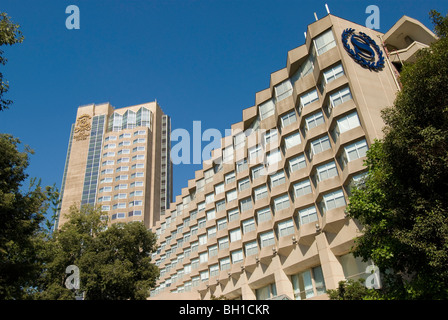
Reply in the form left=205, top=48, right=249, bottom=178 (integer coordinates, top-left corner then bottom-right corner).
left=73, top=114, right=92, bottom=141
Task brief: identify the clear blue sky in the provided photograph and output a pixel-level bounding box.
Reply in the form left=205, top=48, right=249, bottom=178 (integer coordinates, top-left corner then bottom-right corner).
left=1, top=0, right=447, bottom=206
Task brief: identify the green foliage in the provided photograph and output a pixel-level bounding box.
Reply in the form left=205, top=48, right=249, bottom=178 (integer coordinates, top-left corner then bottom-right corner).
left=36, top=205, right=160, bottom=300
left=346, top=11, right=448, bottom=299
left=0, top=134, right=59, bottom=299
left=0, top=12, right=24, bottom=111
left=327, top=279, right=382, bottom=300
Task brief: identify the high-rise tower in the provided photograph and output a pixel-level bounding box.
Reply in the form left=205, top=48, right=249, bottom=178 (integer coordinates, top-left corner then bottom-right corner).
left=56, top=101, right=172, bottom=229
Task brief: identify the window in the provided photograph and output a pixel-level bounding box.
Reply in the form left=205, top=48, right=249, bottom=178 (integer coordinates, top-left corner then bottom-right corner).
left=240, top=197, right=253, bottom=212
left=198, top=217, right=206, bottom=229
left=314, top=29, right=336, bottom=56
left=316, top=161, right=338, bottom=182
left=216, top=199, right=226, bottom=212
left=196, top=178, right=205, bottom=193
left=238, top=177, right=250, bottom=192
left=263, top=129, right=278, bottom=146
left=274, top=194, right=290, bottom=212
left=254, top=185, right=268, bottom=201
left=218, top=236, right=229, bottom=250
left=259, top=99, right=275, bottom=120
left=305, top=111, right=325, bottom=131
left=251, top=165, right=265, bottom=180
left=277, top=219, right=295, bottom=237
left=335, top=112, right=361, bottom=137
left=242, top=218, right=256, bottom=234
left=270, top=170, right=286, bottom=188
left=260, top=231, right=275, bottom=248
left=208, top=244, right=218, bottom=257
left=220, top=257, right=231, bottom=271
left=226, top=189, right=237, bottom=203
left=281, top=111, right=297, bottom=128
left=297, top=206, right=318, bottom=226
left=200, top=270, right=209, bottom=282
left=230, top=228, right=242, bottom=242
left=215, top=183, right=225, bottom=195
left=257, top=207, right=272, bottom=223
left=217, top=218, right=227, bottom=231
left=223, top=145, right=234, bottom=164
left=329, top=86, right=352, bottom=108
left=236, top=158, right=248, bottom=173
left=289, top=154, right=306, bottom=173
left=249, top=145, right=263, bottom=163
left=274, top=79, right=293, bottom=102
left=198, top=234, right=207, bottom=246
left=234, top=132, right=246, bottom=150
left=266, top=149, right=281, bottom=166
left=225, top=171, right=235, bottom=184
left=205, top=192, right=214, bottom=204
left=284, top=132, right=301, bottom=150
left=323, top=63, right=344, bottom=84
left=310, top=135, right=331, bottom=156
left=198, top=201, right=205, bottom=212
left=245, top=240, right=258, bottom=257
left=292, top=266, right=326, bottom=300
left=300, top=89, right=319, bottom=108
left=228, top=208, right=239, bottom=222
left=293, top=179, right=312, bottom=198
left=342, top=139, right=368, bottom=163
left=204, top=168, right=214, bottom=184
left=231, top=249, right=243, bottom=263
left=322, top=189, right=346, bottom=212
left=206, top=209, right=216, bottom=221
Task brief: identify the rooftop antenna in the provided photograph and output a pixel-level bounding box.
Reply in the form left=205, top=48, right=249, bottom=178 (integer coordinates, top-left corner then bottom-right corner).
left=325, top=3, right=330, bottom=14
left=314, top=12, right=318, bottom=21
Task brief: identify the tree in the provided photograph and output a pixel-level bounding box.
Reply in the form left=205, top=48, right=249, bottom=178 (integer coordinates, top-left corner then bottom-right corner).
left=0, top=134, right=58, bottom=299
left=0, top=12, right=24, bottom=111
left=327, top=279, right=382, bottom=300
left=346, top=10, right=448, bottom=299
left=36, top=205, right=160, bottom=300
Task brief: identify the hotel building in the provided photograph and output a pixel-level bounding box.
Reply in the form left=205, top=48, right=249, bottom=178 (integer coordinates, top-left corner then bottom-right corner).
left=56, top=101, right=172, bottom=229
left=149, top=14, right=436, bottom=300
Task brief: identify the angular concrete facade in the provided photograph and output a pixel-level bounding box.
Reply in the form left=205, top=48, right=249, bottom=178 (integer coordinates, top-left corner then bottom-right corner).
left=57, top=101, right=172, bottom=229
left=149, top=14, right=436, bottom=300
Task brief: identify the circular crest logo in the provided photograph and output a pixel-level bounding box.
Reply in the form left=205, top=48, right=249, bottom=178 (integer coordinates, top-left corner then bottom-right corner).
left=341, top=28, right=385, bottom=71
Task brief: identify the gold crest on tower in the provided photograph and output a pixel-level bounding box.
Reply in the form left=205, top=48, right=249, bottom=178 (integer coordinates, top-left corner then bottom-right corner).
left=73, top=114, right=92, bottom=141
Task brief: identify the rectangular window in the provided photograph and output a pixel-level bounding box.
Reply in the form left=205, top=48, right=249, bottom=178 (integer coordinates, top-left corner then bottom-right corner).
left=310, top=135, right=331, bottom=156
left=206, top=209, right=216, bottom=221
left=217, top=218, right=227, bottom=231
left=236, top=158, right=248, bottom=173
left=270, top=170, right=286, bottom=188
left=251, top=165, right=265, bottom=180
left=218, top=236, right=229, bottom=250
left=228, top=208, right=239, bottom=222
left=292, top=266, right=326, bottom=300
left=293, top=179, right=312, bottom=198
left=230, top=228, right=242, bottom=242
left=316, top=161, right=338, bottom=182
left=257, top=207, right=272, bottom=223
left=274, top=194, right=290, bottom=212
left=220, top=257, right=231, bottom=271
left=242, top=218, right=256, bottom=234
left=208, top=244, right=218, bottom=257
left=322, top=189, right=346, bottom=212
left=249, top=145, right=263, bottom=163
left=260, top=231, right=275, bottom=248
left=266, top=149, right=281, bottom=166
left=335, top=111, right=361, bottom=138
left=254, top=185, right=268, bottom=201
left=226, top=189, right=237, bottom=203
left=277, top=219, right=295, bottom=237
left=289, top=154, right=306, bottom=173
left=329, top=86, right=352, bottom=108
left=300, top=89, right=319, bottom=108
left=231, top=249, right=243, bottom=263
left=245, top=240, right=258, bottom=257
left=314, top=29, right=336, bottom=56
left=240, top=197, right=253, bottom=212
left=256, top=283, right=277, bottom=300
left=238, top=177, right=250, bottom=192
left=225, top=171, right=236, bottom=184
left=216, top=199, right=226, bottom=212
left=205, top=192, right=214, bottom=204
left=274, top=79, right=293, bottom=102
left=234, top=132, right=246, bottom=150
left=323, top=63, right=344, bottom=84
left=264, top=129, right=278, bottom=146
left=305, top=111, right=325, bottom=131
left=259, top=99, right=275, bottom=120
left=298, top=206, right=318, bottom=226
left=223, top=145, right=234, bottom=164
left=215, top=183, right=225, bottom=195
left=284, top=132, right=301, bottom=150
left=343, top=139, right=368, bottom=162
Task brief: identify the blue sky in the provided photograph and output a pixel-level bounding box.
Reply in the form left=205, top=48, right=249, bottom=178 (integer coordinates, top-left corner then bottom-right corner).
left=1, top=0, right=447, bottom=207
